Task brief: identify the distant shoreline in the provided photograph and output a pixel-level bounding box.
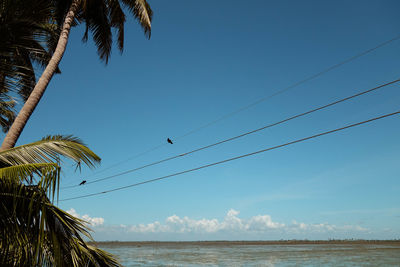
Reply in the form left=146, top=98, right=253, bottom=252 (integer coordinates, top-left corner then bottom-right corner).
left=91, top=240, right=400, bottom=246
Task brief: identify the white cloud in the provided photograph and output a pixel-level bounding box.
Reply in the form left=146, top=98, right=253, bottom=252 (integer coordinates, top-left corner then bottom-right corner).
left=67, top=208, right=104, bottom=226
left=87, top=209, right=379, bottom=241
left=288, top=220, right=344, bottom=233
left=247, top=214, right=284, bottom=230
left=123, top=209, right=366, bottom=235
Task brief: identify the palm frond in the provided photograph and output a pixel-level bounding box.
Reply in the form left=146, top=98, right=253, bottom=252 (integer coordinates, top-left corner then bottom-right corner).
left=108, top=0, right=126, bottom=51
left=0, top=179, right=121, bottom=266
left=0, top=98, right=16, bottom=133
left=0, top=135, right=101, bottom=168
left=81, top=0, right=113, bottom=63
left=79, top=241, right=121, bottom=267
left=121, top=0, right=152, bottom=38
left=0, top=0, right=61, bottom=121
left=72, top=0, right=152, bottom=64
left=0, top=162, right=58, bottom=183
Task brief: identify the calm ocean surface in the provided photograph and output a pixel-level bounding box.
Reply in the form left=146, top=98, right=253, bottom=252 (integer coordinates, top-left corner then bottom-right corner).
left=97, top=242, right=400, bottom=266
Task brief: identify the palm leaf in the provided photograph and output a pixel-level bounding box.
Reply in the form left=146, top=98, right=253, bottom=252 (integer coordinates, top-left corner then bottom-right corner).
left=0, top=180, right=121, bottom=266
left=0, top=135, right=101, bottom=168
left=108, top=0, right=126, bottom=51
left=0, top=162, right=58, bottom=183
left=0, top=0, right=61, bottom=132
left=0, top=98, right=16, bottom=133
left=81, top=0, right=113, bottom=63
left=121, top=0, right=152, bottom=38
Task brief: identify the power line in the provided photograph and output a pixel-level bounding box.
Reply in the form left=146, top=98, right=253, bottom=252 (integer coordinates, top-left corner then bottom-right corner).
left=173, top=35, right=400, bottom=140
left=61, top=144, right=167, bottom=188
left=60, top=110, right=400, bottom=201
left=72, top=34, right=400, bottom=182
left=61, top=78, right=400, bottom=189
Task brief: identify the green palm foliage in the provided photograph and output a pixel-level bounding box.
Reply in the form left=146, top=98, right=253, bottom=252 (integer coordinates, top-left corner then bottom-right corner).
left=0, top=91, right=15, bottom=133
left=0, top=135, right=121, bottom=266
left=0, top=0, right=60, bottom=131
left=1, top=0, right=153, bottom=150
left=52, top=0, right=152, bottom=63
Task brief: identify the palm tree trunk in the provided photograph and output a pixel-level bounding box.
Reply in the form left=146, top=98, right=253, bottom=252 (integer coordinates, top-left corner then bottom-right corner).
left=0, top=0, right=80, bottom=151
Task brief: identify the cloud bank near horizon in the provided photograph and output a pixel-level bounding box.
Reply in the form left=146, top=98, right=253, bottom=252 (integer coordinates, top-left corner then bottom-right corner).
left=120, top=209, right=366, bottom=234
left=78, top=209, right=374, bottom=241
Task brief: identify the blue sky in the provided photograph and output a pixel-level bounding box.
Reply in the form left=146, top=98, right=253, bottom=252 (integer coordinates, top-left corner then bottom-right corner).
left=5, top=0, right=400, bottom=240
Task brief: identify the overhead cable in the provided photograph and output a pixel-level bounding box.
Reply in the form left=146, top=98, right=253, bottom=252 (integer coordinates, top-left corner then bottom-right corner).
left=173, top=35, right=400, bottom=140
left=60, top=109, right=400, bottom=201
left=61, top=78, right=400, bottom=189
left=71, top=34, right=400, bottom=181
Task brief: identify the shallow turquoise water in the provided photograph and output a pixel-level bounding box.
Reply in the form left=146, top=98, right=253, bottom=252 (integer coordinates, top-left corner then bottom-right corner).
left=98, top=243, right=400, bottom=266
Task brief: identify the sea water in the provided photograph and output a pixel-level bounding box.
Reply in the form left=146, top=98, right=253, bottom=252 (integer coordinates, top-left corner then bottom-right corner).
left=97, top=242, right=400, bottom=266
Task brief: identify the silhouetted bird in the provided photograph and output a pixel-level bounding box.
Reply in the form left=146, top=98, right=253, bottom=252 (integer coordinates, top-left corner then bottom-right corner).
left=79, top=180, right=86, bottom=185
left=167, top=138, right=173, bottom=144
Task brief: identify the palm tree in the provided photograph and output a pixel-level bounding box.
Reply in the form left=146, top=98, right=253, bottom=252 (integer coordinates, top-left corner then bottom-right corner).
left=0, top=0, right=60, bottom=132
left=0, top=0, right=152, bottom=150
left=0, top=135, right=121, bottom=266
left=0, top=91, right=16, bottom=133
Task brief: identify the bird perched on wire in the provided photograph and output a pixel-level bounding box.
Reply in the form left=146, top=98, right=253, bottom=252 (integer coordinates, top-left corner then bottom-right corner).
left=79, top=180, right=86, bottom=185
left=167, top=138, right=173, bottom=144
